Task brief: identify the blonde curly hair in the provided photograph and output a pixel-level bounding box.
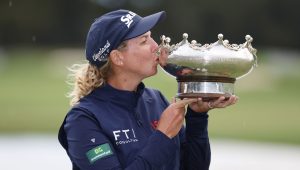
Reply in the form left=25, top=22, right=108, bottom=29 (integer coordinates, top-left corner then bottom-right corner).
left=67, top=60, right=111, bottom=106
left=67, top=41, right=127, bottom=106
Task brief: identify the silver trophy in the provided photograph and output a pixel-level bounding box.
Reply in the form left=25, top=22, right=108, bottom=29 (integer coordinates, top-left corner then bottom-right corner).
left=158, top=33, right=258, bottom=101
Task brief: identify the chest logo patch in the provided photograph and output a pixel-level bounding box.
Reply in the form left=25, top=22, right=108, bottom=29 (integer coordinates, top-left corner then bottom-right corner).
left=86, top=143, right=113, bottom=164
left=112, top=128, right=139, bottom=145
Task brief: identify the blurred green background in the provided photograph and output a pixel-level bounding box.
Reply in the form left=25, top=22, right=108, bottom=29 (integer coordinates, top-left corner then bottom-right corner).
left=1, top=0, right=300, bottom=145
left=1, top=49, right=299, bottom=145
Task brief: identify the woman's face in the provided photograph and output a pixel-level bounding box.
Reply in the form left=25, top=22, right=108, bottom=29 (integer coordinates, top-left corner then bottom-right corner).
left=119, top=31, right=159, bottom=80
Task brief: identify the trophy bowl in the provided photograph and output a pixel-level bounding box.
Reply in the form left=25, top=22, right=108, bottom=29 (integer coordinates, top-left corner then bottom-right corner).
left=158, top=33, right=258, bottom=101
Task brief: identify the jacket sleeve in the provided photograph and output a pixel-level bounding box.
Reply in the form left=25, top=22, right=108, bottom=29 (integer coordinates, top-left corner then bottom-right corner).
left=63, top=108, right=177, bottom=170
left=180, top=107, right=211, bottom=170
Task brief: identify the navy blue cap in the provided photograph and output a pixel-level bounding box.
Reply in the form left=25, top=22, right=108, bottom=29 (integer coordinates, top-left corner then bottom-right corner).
left=85, top=9, right=166, bottom=67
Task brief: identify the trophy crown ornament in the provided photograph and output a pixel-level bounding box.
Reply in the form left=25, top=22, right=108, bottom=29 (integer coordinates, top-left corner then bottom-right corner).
left=158, top=33, right=258, bottom=101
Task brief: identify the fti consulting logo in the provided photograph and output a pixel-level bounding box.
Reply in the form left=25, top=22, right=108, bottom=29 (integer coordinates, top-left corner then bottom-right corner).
left=113, top=128, right=139, bottom=145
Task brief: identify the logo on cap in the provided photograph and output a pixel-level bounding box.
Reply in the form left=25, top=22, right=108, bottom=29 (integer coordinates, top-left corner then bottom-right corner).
left=93, top=40, right=111, bottom=62
left=120, top=11, right=136, bottom=28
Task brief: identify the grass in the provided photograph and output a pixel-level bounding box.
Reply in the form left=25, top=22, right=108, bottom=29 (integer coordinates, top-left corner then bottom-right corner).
left=0, top=48, right=300, bottom=145
left=0, top=49, right=70, bottom=132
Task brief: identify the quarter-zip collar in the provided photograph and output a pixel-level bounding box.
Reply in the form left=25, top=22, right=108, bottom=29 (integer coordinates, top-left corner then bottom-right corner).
left=90, top=82, right=145, bottom=109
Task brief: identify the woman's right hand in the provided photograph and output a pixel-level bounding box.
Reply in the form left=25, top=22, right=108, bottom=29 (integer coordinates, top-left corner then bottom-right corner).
left=157, top=46, right=169, bottom=67
left=157, top=98, right=197, bottom=138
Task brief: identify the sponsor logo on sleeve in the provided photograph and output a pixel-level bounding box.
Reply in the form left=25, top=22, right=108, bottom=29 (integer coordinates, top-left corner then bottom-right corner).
left=86, top=143, right=113, bottom=164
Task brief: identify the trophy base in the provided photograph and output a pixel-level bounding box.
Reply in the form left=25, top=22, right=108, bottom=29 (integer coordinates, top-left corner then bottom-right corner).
left=177, top=93, right=231, bottom=102
left=176, top=76, right=236, bottom=101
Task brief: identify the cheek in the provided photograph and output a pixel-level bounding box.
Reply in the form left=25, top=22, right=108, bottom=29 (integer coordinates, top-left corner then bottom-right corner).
left=123, top=44, right=154, bottom=68
left=134, top=57, right=148, bottom=70
left=132, top=50, right=151, bottom=65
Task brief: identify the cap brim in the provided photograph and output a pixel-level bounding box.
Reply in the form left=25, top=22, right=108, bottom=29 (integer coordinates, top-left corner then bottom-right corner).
left=123, top=11, right=166, bottom=40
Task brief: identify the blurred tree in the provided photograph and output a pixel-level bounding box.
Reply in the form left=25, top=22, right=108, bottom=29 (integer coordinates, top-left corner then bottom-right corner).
left=0, top=0, right=299, bottom=49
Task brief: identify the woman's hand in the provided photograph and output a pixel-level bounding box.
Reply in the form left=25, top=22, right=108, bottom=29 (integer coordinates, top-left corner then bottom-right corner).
left=189, top=95, right=239, bottom=113
left=157, top=98, right=197, bottom=138
left=157, top=46, right=169, bottom=67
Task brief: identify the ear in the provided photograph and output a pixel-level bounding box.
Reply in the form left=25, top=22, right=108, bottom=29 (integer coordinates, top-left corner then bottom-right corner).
left=110, top=50, right=124, bottom=66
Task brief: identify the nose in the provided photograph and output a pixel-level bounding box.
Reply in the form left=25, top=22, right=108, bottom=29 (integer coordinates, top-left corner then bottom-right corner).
left=150, top=37, right=159, bottom=53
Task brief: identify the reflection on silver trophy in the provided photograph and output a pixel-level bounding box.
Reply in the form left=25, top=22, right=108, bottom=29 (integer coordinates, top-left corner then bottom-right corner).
left=157, top=33, right=258, bottom=101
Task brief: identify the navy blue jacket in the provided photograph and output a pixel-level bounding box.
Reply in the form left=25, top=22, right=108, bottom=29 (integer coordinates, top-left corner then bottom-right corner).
left=58, top=83, right=210, bottom=170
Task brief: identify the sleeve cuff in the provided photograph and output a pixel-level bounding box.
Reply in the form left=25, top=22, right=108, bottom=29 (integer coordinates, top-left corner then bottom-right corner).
left=185, top=107, right=209, bottom=137
left=186, top=107, right=208, bottom=118
left=138, top=130, right=177, bottom=167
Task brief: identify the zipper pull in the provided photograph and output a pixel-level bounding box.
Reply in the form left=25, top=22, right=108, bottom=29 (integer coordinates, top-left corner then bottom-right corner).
left=135, top=112, right=143, bottom=127
left=137, top=120, right=143, bottom=127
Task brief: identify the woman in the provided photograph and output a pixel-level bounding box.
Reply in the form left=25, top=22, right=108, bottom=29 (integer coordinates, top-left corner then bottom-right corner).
left=58, top=9, right=238, bottom=170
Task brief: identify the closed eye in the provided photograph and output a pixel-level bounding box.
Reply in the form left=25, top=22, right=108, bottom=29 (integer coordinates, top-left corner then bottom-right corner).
left=139, top=32, right=151, bottom=44
left=142, top=39, right=147, bottom=44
